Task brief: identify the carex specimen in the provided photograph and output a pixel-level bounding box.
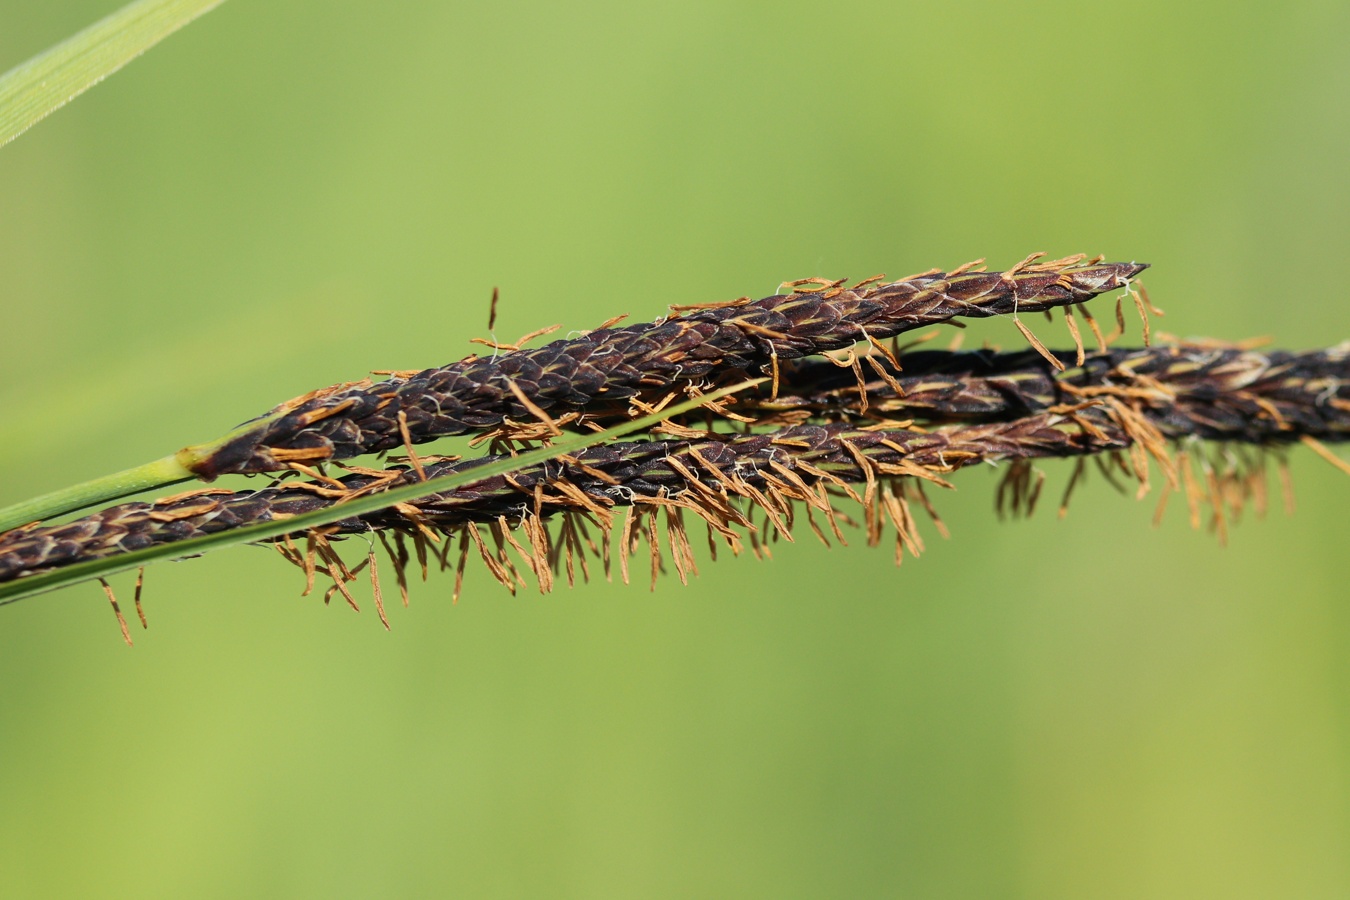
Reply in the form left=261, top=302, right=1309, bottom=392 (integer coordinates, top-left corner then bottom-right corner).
left=8, top=252, right=1348, bottom=644
left=5, top=340, right=1347, bottom=591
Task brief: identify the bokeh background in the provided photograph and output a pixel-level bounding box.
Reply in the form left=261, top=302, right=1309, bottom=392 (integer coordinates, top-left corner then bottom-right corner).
left=2, top=1, right=1348, bottom=896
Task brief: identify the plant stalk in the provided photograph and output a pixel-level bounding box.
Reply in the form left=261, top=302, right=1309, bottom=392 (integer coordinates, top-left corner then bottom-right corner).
left=0, top=454, right=194, bottom=533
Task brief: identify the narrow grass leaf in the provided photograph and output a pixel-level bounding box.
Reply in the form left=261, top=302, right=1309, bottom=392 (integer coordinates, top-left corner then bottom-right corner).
left=0, top=0, right=227, bottom=148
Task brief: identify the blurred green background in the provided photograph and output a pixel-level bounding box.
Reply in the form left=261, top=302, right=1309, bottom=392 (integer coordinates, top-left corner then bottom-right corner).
left=2, top=1, right=1349, bottom=896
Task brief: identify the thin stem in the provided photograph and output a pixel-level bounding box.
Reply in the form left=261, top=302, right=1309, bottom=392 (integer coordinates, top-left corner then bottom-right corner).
left=0, top=405, right=289, bottom=531
left=0, top=455, right=192, bottom=533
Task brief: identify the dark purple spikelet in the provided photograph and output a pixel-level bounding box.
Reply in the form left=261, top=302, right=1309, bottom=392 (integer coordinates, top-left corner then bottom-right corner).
left=1, top=409, right=1133, bottom=583
left=750, top=342, right=1350, bottom=443
left=8, top=340, right=1348, bottom=587
left=190, top=257, right=1145, bottom=478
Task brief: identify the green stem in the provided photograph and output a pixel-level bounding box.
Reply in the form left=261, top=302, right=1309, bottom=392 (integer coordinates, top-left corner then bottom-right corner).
left=0, top=405, right=289, bottom=531
left=0, top=454, right=193, bottom=532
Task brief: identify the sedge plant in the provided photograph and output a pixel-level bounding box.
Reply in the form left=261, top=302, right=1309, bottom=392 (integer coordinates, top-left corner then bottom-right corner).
left=1, top=2, right=1347, bottom=643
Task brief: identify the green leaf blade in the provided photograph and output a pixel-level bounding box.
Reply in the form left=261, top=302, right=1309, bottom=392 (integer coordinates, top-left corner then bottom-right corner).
left=0, top=0, right=228, bottom=149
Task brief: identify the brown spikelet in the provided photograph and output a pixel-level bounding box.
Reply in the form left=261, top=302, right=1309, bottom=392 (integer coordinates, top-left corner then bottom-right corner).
left=2, top=409, right=1138, bottom=588
left=738, top=342, right=1350, bottom=447
left=1300, top=435, right=1350, bottom=476
left=367, top=547, right=390, bottom=630
left=188, top=257, right=1147, bottom=478
left=5, top=328, right=1348, bottom=620
left=377, top=531, right=411, bottom=607
left=1077, top=302, right=1107, bottom=353
left=1063, top=307, right=1085, bottom=367
left=133, top=567, right=148, bottom=630
left=99, top=578, right=133, bottom=647
left=446, top=529, right=467, bottom=603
